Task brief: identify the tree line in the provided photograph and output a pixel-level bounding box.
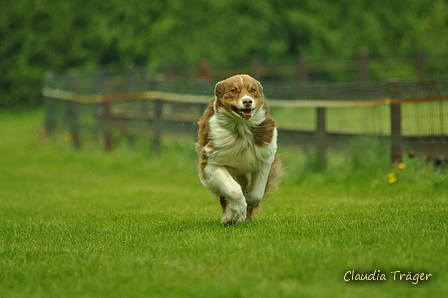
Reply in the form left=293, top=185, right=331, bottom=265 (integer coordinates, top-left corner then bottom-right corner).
left=1, top=0, right=448, bottom=108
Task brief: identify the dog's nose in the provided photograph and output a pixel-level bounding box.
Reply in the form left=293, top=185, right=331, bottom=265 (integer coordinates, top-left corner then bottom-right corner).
left=243, top=98, right=253, bottom=107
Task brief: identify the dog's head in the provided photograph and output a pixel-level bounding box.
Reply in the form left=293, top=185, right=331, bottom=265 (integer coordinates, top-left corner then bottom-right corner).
left=214, top=74, right=266, bottom=120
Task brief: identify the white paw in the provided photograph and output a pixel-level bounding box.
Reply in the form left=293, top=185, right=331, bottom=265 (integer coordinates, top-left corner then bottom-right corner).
left=221, top=201, right=247, bottom=226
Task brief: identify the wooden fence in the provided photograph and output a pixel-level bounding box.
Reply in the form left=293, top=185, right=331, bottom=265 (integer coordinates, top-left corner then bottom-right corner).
left=42, top=67, right=448, bottom=166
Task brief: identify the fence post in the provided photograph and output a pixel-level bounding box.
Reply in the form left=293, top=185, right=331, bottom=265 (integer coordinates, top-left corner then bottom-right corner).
left=139, top=67, right=150, bottom=127
left=389, top=81, right=403, bottom=164
left=200, top=59, right=211, bottom=81
left=152, top=99, right=163, bottom=155
left=67, top=69, right=81, bottom=150
left=44, top=71, right=56, bottom=136
left=298, top=52, right=308, bottom=86
left=360, top=48, right=369, bottom=83
left=316, top=107, right=327, bottom=169
left=95, top=68, right=113, bottom=152
left=102, top=99, right=113, bottom=152
left=199, top=60, right=212, bottom=94
left=251, top=57, right=261, bottom=79
left=416, top=50, right=425, bottom=81
left=126, top=66, right=137, bottom=149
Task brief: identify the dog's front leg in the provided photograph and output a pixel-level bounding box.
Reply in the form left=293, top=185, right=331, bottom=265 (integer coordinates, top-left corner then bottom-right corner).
left=202, top=164, right=247, bottom=225
left=245, top=161, right=273, bottom=207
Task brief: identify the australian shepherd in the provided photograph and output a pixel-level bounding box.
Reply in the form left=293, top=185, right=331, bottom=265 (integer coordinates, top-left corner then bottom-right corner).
left=196, top=74, right=282, bottom=226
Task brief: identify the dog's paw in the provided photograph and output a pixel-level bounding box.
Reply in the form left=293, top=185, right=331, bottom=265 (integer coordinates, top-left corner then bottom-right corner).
left=221, top=201, right=247, bottom=226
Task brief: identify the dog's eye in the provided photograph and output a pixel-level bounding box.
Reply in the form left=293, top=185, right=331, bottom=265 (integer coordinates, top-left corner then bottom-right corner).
left=230, top=88, right=238, bottom=93
left=250, top=88, right=257, bottom=92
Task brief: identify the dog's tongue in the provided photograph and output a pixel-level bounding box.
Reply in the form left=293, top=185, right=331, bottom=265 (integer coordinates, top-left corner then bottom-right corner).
left=241, top=109, right=252, bottom=119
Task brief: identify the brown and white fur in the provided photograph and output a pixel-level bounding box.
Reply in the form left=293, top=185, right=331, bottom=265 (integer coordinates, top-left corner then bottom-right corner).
left=196, top=74, right=282, bottom=226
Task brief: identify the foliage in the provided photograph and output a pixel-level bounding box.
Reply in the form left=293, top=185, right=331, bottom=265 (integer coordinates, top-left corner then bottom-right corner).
left=2, top=0, right=448, bottom=108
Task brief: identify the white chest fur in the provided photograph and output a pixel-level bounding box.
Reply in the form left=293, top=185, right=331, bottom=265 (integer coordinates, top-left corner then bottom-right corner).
left=206, top=111, right=277, bottom=175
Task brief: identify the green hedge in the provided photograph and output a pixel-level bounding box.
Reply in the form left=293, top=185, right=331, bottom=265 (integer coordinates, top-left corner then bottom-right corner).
left=2, top=0, right=448, bottom=108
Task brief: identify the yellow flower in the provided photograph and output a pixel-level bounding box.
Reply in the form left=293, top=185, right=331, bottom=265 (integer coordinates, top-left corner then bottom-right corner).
left=387, top=173, right=397, bottom=184
left=398, top=163, right=406, bottom=169
left=373, top=179, right=379, bottom=185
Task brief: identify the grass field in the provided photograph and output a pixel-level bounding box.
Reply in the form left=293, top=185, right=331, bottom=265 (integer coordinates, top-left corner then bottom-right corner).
left=0, top=110, right=447, bottom=298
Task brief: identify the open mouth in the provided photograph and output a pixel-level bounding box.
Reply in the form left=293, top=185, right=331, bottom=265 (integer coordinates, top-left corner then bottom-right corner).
left=231, top=107, right=254, bottom=119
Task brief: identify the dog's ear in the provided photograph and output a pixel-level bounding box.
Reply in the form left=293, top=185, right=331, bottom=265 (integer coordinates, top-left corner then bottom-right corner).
left=255, top=78, right=264, bottom=96
left=214, top=80, right=226, bottom=99
left=253, top=78, right=268, bottom=111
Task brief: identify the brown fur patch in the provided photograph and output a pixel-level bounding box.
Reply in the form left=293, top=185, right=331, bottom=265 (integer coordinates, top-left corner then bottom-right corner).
left=196, top=99, right=215, bottom=179
left=196, top=99, right=214, bottom=149
left=219, top=196, right=228, bottom=213
left=251, top=114, right=276, bottom=147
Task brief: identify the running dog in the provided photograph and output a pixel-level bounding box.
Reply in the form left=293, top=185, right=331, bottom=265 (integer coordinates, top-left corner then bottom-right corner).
left=196, top=74, right=281, bottom=225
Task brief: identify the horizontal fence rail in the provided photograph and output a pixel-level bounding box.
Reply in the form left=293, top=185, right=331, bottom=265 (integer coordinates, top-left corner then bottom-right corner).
left=42, top=68, right=448, bottom=166
left=42, top=86, right=448, bottom=108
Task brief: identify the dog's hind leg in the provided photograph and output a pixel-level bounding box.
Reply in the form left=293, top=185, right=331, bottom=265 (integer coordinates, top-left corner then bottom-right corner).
left=246, top=204, right=260, bottom=220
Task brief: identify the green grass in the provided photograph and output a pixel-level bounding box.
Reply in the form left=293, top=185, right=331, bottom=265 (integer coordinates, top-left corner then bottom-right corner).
left=0, top=110, right=447, bottom=298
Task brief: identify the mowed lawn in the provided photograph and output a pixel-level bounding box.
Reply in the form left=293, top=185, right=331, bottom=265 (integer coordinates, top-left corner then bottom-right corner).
left=0, top=110, right=447, bottom=298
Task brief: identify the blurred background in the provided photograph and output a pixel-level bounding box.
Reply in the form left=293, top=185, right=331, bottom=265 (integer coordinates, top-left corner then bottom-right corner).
left=2, top=0, right=448, bottom=167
